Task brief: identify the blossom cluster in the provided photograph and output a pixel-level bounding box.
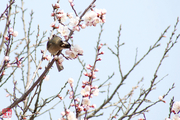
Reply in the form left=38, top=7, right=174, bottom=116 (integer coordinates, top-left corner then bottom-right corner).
left=59, top=109, right=77, bottom=120
left=50, top=2, right=106, bottom=40
left=58, top=43, right=104, bottom=120
left=165, top=101, right=180, bottom=120
left=1, top=56, right=23, bottom=76
left=65, top=45, right=83, bottom=59
left=4, top=27, right=18, bottom=40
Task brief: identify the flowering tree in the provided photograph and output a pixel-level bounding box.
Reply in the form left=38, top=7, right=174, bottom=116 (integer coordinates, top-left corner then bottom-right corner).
left=0, top=0, right=180, bottom=120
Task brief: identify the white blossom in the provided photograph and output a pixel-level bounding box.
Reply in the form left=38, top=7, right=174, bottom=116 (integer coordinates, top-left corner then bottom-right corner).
left=58, top=24, right=70, bottom=37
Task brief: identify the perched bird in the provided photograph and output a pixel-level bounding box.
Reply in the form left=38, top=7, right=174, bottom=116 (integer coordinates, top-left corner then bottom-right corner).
left=47, top=35, right=71, bottom=72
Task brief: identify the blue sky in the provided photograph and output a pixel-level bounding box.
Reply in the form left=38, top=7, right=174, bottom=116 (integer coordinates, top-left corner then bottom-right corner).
left=0, top=0, right=180, bottom=120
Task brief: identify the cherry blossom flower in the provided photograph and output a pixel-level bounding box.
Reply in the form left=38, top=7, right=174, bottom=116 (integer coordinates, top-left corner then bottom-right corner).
left=7, top=63, right=11, bottom=67
left=53, top=3, right=60, bottom=9
left=68, top=0, right=73, bottom=3
left=93, top=89, right=99, bottom=96
left=172, top=101, right=180, bottom=113
left=68, top=78, right=74, bottom=84
left=91, top=104, right=96, bottom=108
left=81, top=24, right=86, bottom=29
left=69, top=17, right=79, bottom=27
left=158, top=96, right=163, bottom=100
left=46, top=55, right=52, bottom=61
left=4, top=36, right=9, bottom=40
left=83, top=11, right=97, bottom=25
left=6, top=94, right=10, bottom=97
left=82, top=97, right=90, bottom=106
left=4, top=56, right=9, bottom=62
left=56, top=12, right=67, bottom=22
left=81, top=89, right=89, bottom=96
left=84, top=85, right=91, bottom=91
left=173, top=114, right=180, bottom=120
left=67, top=13, right=73, bottom=18
left=58, top=24, right=70, bottom=37
left=86, top=64, right=92, bottom=70
left=61, top=111, right=65, bottom=116
left=75, top=98, right=80, bottom=102
left=9, top=28, right=14, bottom=33
left=12, top=31, right=18, bottom=37
left=94, top=68, right=99, bottom=72
left=57, top=56, right=64, bottom=66
left=65, top=45, right=83, bottom=59
left=67, top=112, right=76, bottom=120
left=95, top=9, right=107, bottom=16
left=50, top=22, right=56, bottom=27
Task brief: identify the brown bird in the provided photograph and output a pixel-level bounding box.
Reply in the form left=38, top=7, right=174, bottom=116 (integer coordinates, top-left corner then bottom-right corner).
left=47, top=35, right=71, bottom=72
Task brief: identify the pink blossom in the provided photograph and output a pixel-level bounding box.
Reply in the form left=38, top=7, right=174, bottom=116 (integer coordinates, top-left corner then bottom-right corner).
left=92, top=75, right=96, bottom=79
left=70, top=3, right=74, bottom=6
left=61, top=111, right=65, bottom=116
left=94, top=85, right=98, bottom=89
left=68, top=0, right=73, bottom=3
left=86, top=64, right=92, bottom=70
left=94, top=68, right=99, bottom=72
left=82, top=80, right=87, bottom=84
left=66, top=109, right=70, bottom=114
left=17, top=64, right=22, bottom=68
left=173, top=114, right=180, bottom=120
left=58, top=25, right=69, bottom=36
left=69, top=17, right=79, bottom=27
left=51, top=12, right=55, bottom=17
left=100, top=51, right=104, bottom=54
left=7, top=63, right=11, bottom=67
left=67, top=13, right=73, bottom=18
left=4, top=36, right=9, bottom=40
left=81, top=24, right=86, bottom=29
left=2, top=71, right=5, bottom=75
left=54, top=3, right=60, bottom=9
left=81, top=89, right=86, bottom=96
left=83, top=11, right=97, bottom=24
left=67, top=112, right=76, bottom=120
left=172, top=101, right=180, bottom=113
left=91, top=104, right=96, bottom=108
left=50, top=22, right=56, bottom=28
left=86, top=105, right=90, bottom=110
left=4, top=56, right=9, bottom=62
left=83, top=72, right=88, bottom=76
left=97, top=58, right=102, bottom=61
left=69, top=96, right=73, bottom=99
left=84, top=85, right=91, bottom=91
left=78, top=106, right=83, bottom=111
left=75, top=98, right=80, bottom=102
left=46, top=55, right=52, bottom=61
left=9, top=28, right=14, bottom=33
left=12, top=31, right=18, bottom=37
left=70, top=103, right=74, bottom=106
left=98, top=45, right=102, bottom=49
left=6, top=94, right=10, bottom=97
left=82, top=97, right=90, bottom=106
left=93, top=89, right=99, bottom=96
left=74, top=26, right=80, bottom=31
left=69, top=91, right=73, bottom=96
left=68, top=78, right=74, bottom=84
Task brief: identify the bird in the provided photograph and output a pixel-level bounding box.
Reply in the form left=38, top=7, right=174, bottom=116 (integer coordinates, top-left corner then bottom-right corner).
left=47, top=35, right=71, bottom=72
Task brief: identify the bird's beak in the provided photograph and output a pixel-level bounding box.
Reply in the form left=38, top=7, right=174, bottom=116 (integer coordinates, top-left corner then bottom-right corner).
left=61, top=41, right=71, bottom=49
